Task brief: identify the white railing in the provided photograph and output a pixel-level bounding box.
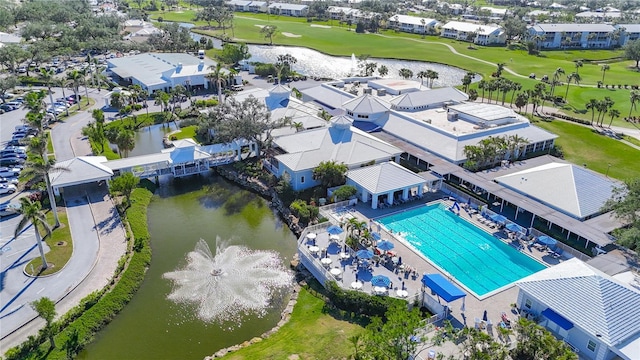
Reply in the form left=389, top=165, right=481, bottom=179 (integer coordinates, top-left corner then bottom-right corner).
left=528, top=228, right=592, bottom=261
left=318, top=200, right=352, bottom=218
left=298, top=245, right=336, bottom=286
left=298, top=222, right=332, bottom=244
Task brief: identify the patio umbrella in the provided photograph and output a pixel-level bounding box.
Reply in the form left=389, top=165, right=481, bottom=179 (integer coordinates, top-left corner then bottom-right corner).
left=327, top=225, right=343, bottom=235
left=482, top=310, right=488, bottom=322
left=377, top=240, right=395, bottom=251
left=329, top=234, right=340, bottom=242
left=371, top=232, right=382, bottom=241
left=490, top=214, right=507, bottom=224
left=371, top=275, right=391, bottom=287
left=356, top=249, right=374, bottom=259
left=505, top=223, right=523, bottom=233
left=537, top=235, right=557, bottom=248
left=306, top=232, right=317, bottom=240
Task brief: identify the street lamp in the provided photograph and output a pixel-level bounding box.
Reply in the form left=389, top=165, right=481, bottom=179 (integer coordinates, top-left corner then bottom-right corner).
left=606, top=163, right=612, bottom=178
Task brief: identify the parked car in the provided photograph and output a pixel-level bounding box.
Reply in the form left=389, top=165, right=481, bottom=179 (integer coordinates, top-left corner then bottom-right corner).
left=0, top=167, right=21, bottom=177
left=0, top=203, right=20, bottom=217
left=6, top=101, right=21, bottom=108
left=66, top=94, right=81, bottom=103
left=1, top=151, right=27, bottom=159
left=0, top=158, right=25, bottom=166
left=0, top=104, right=16, bottom=112
left=0, top=184, right=17, bottom=194
left=0, top=177, right=19, bottom=185
left=6, top=140, right=23, bottom=147
left=1, top=92, right=16, bottom=99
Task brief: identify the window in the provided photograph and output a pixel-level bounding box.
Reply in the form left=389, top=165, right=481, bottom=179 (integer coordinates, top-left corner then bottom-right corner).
left=525, top=299, right=532, bottom=309
left=587, top=340, right=596, bottom=352
left=300, top=176, right=305, bottom=184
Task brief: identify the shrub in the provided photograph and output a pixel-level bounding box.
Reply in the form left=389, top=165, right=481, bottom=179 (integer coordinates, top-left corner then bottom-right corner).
left=254, top=63, right=276, bottom=77
left=324, top=281, right=405, bottom=318
left=333, top=185, right=357, bottom=201
left=193, top=98, right=218, bottom=108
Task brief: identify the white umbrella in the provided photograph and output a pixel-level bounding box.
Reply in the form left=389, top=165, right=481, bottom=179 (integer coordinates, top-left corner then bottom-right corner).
left=329, top=234, right=340, bottom=241
left=306, top=232, right=317, bottom=240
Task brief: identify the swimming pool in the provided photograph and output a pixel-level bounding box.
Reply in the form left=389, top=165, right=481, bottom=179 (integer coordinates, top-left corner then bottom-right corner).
left=377, top=203, right=546, bottom=297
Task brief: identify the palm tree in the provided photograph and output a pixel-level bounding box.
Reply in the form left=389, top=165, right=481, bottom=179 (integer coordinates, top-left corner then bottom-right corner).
left=586, top=98, right=598, bottom=125
left=564, top=72, right=580, bottom=100
left=608, top=108, right=620, bottom=128
left=15, top=198, right=52, bottom=270
left=550, top=67, right=564, bottom=97
left=21, top=157, right=70, bottom=228
left=66, top=70, right=84, bottom=109
left=629, top=90, right=640, bottom=119
left=206, top=63, right=225, bottom=103
left=574, top=60, right=583, bottom=75
left=478, top=80, right=486, bottom=102
left=55, top=76, right=70, bottom=117
left=507, top=134, right=529, bottom=161
left=416, top=71, right=428, bottom=85
left=509, top=82, right=522, bottom=108
left=115, top=128, right=136, bottom=157
left=38, top=68, right=58, bottom=122
left=597, top=97, right=615, bottom=127
left=601, top=64, right=610, bottom=83
left=427, top=70, right=439, bottom=88
left=398, top=68, right=413, bottom=80
left=378, top=65, right=388, bottom=77
left=495, top=63, right=505, bottom=77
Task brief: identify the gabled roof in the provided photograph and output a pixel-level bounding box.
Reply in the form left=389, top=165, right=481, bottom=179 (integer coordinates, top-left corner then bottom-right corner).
left=274, top=126, right=401, bottom=172
left=390, top=87, right=468, bottom=109
left=301, top=84, right=356, bottom=110
left=51, top=156, right=113, bottom=188
left=442, top=21, right=502, bottom=35
left=517, top=259, right=640, bottom=346
left=494, top=162, right=618, bottom=219
left=268, top=2, right=307, bottom=10
left=347, top=161, right=425, bottom=194
left=342, top=95, right=389, bottom=114
left=617, top=24, right=640, bottom=33
left=389, top=14, right=437, bottom=26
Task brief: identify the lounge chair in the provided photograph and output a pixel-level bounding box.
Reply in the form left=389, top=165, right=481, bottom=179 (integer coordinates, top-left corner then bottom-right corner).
left=552, top=248, right=564, bottom=259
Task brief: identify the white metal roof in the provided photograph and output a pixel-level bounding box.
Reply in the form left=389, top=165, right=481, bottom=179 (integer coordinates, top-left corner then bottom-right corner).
left=448, top=102, right=518, bottom=121
left=388, top=14, right=437, bottom=26
left=390, top=87, right=468, bottom=109
left=301, top=84, right=356, bottom=110
left=494, top=162, right=619, bottom=219
left=441, top=21, right=502, bottom=35
left=51, top=156, right=113, bottom=188
left=347, top=161, right=426, bottom=195
left=618, top=24, right=640, bottom=33
left=268, top=2, right=308, bottom=10
left=342, top=95, right=389, bottom=114
left=273, top=125, right=401, bottom=171
left=529, top=23, right=616, bottom=33
left=517, top=258, right=640, bottom=347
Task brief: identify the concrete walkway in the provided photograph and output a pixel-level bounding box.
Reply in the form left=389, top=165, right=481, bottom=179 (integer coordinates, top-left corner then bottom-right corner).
left=0, top=88, right=128, bottom=352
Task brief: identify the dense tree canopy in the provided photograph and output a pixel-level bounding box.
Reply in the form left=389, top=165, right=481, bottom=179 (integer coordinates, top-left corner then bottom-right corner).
left=312, top=161, right=348, bottom=188
left=605, top=178, right=640, bottom=251
left=625, top=39, right=640, bottom=68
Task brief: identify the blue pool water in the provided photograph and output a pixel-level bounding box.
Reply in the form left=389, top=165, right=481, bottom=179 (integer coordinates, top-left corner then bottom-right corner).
left=377, top=203, right=546, bottom=297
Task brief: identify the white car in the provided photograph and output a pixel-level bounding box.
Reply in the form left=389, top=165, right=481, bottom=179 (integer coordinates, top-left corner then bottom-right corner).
left=0, top=167, right=21, bottom=177
left=0, top=204, right=20, bottom=217
left=0, top=184, right=17, bottom=194
left=0, top=177, right=19, bottom=185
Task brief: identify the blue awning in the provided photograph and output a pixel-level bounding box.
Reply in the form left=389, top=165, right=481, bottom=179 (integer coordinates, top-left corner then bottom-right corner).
left=421, top=273, right=466, bottom=302
left=542, top=308, right=574, bottom=330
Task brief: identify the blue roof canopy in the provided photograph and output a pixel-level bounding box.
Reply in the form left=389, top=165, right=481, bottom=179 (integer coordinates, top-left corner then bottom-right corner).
left=421, top=273, right=466, bottom=302
left=542, top=308, right=574, bottom=330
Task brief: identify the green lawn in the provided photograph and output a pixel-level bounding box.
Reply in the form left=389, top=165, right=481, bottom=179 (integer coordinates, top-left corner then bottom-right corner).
left=171, top=125, right=199, bottom=141
left=25, top=210, right=72, bottom=276
left=534, top=119, right=640, bottom=180
left=222, top=286, right=363, bottom=359
left=45, top=130, right=54, bottom=156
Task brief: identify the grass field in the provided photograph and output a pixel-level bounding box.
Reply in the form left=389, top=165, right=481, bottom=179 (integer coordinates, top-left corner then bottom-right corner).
left=222, top=285, right=364, bottom=359
left=25, top=210, right=72, bottom=276
left=171, top=125, right=199, bottom=141
left=534, top=119, right=640, bottom=180
left=150, top=10, right=640, bottom=127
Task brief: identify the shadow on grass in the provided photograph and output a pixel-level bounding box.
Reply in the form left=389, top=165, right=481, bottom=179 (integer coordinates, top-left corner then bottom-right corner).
left=302, top=277, right=371, bottom=328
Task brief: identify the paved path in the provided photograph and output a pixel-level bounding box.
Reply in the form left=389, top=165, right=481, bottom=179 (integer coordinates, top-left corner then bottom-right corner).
left=0, top=88, right=127, bottom=353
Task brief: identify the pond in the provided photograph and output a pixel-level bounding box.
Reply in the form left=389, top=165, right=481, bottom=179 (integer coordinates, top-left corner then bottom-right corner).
left=176, top=22, right=471, bottom=86
left=127, top=122, right=179, bottom=158
left=78, top=176, right=298, bottom=360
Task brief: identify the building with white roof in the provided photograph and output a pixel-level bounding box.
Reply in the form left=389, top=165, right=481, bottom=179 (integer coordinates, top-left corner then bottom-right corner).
left=346, top=161, right=433, bottom=209
left=268, top=3, right=308, bottom=17
left=51, top=156, right=113, bottom=195
left=388, top=14, right=439, bottom=35
left=494, top=162, right=619, bottom=220
left=575, top=11, right=622, bottom=21
left=226, top=0, right=252, bottom=12
left=107, top=53, right=220, bottom=93
left=264, top=116, right=402, bottom=191
left=617, top=24, right=640, bottom=46
left=441, top=21, right=506, bottom=45
left=0, top=31, right=21, bottom=47
left=516, top=258, right=640, bottom=360
left=527, top=24, right=617, bottom=49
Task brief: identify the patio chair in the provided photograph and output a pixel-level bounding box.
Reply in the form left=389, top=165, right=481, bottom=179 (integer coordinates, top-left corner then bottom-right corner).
left=552, top=248, right=564, bottom=259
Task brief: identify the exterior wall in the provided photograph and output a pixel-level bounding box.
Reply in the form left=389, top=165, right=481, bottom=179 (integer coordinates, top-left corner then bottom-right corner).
left=517, top=289, right=613, bottom=360
left=528, top=28, right=614, bottom=49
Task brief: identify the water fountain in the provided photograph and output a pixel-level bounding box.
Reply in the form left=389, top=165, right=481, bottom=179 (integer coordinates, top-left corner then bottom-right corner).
left=163, top=238, right=293, bottom=324
left=351, top=53, right=358, bottom=76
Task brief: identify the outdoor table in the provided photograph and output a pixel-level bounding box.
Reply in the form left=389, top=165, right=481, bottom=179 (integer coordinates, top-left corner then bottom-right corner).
left=392, top=256, right=399, bottom=264
left=321, top=257, right=332, bottom=266
left=374, top=286, right=388, bottom=295
left=308, top=246, right=320, bottom=253
left=330, top=268, right=342, bottom=276
left=339, top=252, right=350, bottom=260
left=351, top=281, right=363, bottom=290
left=329, top=234, right=340, bottom=242
left=396, top=289, right=409, bottom=298
left=306, top=232, right=317, bottom=240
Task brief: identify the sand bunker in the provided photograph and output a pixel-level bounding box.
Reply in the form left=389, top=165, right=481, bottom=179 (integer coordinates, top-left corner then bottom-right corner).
left=254, top=24, right=265, bottom=28
left=282, top=32, right=302, bottom=38
left=310, top=24, right=331, bottom=29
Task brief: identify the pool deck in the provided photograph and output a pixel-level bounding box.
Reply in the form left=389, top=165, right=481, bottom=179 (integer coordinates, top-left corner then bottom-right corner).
left=304, top=194, right=568, bottom=341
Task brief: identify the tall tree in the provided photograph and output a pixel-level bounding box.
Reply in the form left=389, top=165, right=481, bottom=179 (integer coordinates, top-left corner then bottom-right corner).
left=574, top=60, right=583, bottom=75
left=312, top=161, right=348, bottom=188
left=21, top=157, right=70, bottom=228
left=629, top=90, right=640, bottom=118
left=416, top=70, right=428, bottom=85
left=109, top=173, right=140, bottom=208
left=378, top=65, right=388, bottom=77
left=66, top=69, right=84, bottom=109
left=624, top=39, right=640, bottom=68
left=275, top=54, right=297, bottom=82
left=586, top=98, right=598, bottom=125
left=31, top=297, right=57, bottom=348
left=15, top=198, right=52, bottom=270
left=206, top=63, right=226, bottom=104
left=564, top=72, right=580, bottom=100
left=38, top=68, right=59, bottom=122
left=608, top=108, right=620, bottom=128
left=605, top=178, right=640, bottom=250
left=398, top=68, right=413, bottom=80
left=0, top=76, right=19, bottom=104
left=356, top=303, right=423, bottom=359
left=260, top=25, right=277, bottom=45
left=600, top=64, right=610, bottom=83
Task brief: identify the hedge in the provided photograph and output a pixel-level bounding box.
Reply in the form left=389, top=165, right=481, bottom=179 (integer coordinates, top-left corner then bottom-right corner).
left=4, top=188, right=153, bottom=360
left=324, top=281, right=405, bottom=319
